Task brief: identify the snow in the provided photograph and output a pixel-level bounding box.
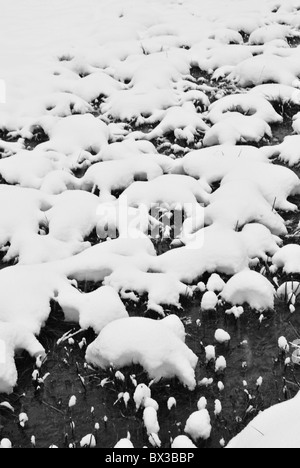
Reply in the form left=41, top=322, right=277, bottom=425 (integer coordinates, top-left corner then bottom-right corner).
left=215, top=356, right=227, bottom=373
left=167, top=397, right=177, bottom=411
left=19, top=413, right=29, bottom=428
left=114, top=439, right=134, bottom=449
left=171, top=435, right=197, bottom=449
left=214, top=400, right=222, bottom=416
left=57, top=285, right=129, bottom=334
left=68, top=396, right=77, bottom=408
left=144, top=398, right=159, bottom=412
left=143, top=407, right=160, bottom=435
left=0, top=323, right=45, bottom=394
left=278, top=337, right=290, bottom=353
left=227, top=392, right=300, bottom=448
left=205, top=345, right=216, bottom=363
left=215, top=329, right=231, bottom=344
left=207, top=94, right=282, bottom=125
left=206, top=274, right=226, bottom=293
left=197, top=397, right=208, bottom=411
left=249, top=24, right=299, bottom=45
left=184, top=410, right=212, bottom=442
left=0, top=0, right=300, bottom=448
left=80, top=434, right=96, bottom=448
left=0, top=438, right=12, bottom=449
left=85, top=316, right=198, bottom=390
left=134, top=384, right=152, bottom=410
left=273, top=245, right=300, bottom=274
left=201, top=291, right=219, bottom=311
left=263, top=135, right=300, bottom=167
left=221, top=270, right=276, bottom=311
left=228, top=53, right=300, bottom=88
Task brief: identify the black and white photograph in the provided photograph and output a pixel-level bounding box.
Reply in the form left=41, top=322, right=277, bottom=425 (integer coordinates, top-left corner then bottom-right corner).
left=0, top=0, right=300, bottom=451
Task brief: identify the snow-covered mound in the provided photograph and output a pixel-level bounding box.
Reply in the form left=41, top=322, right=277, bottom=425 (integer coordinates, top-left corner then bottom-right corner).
left=56, top=285, right=129, bottom=333
left=221, top=270, right=275, bottom=311
left=85, top=316, right=198, bottom=390
left=272, top=244, right=300, bottom=274
left=227, top=392, right=300, bottom=448
left=0, top=323, right=45, bottom=394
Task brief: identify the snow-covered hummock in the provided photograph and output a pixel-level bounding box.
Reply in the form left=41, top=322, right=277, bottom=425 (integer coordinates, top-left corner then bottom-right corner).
left=81, top=157, right=165, bottom=202
left=85, top=316, right=198, bottom=390
left=214, top=329, right=231, bottom=344
left=171, top=435, right=197, bottom=449
left=207, top=93, right=282, bottom=125
left=273, top=244, right=300, bottom=274
left=225, top=306, right=244, bottom=319
left=201, top=291, right=219, bottom=311
left=68, top=396, right=77, bottom=408
left=184, top=410, right=212, bottom=442
left=143, top=407, right=160, bottom=436
left=56, top=285, right=128, bottom=334
left=167, top=397, right=177, bottom=411
left=134, top=384, right=152, bottom=411
left=214, top=400, right=222, bottom=416
left=205, top=345, right=216, bottom=363
left=0, top=323, right=45, bottom=394
left=221, top=270, right=275, bottom=311
left=155, top=225, right=249, bottom=284
left=227, top=392, right=300, bottom=448
left=114, top=439, right=134, bottom=449
left=204, top=114, right=272, bottom=146
left=80, top=434, right=96, bottom=449
left=144, top=398, right=159, bottom=411
left=19, top=413, right=29, bottom=428
left=262, top=135, right=300, bottom=167
left=278, top=337, right=290, bottom=353
left=197, top=397, right=208, bottom=411
left=219, top=164, right=299, bottom=214
left=0, top=438, right=12, bottom=449
left=132, top=102, right=209, bottom=143
left=206, top=274, right=226, bottom=293
left=181, top=145, right=267, bottom=185
left=205, top=180, right=287, bottom=236
left=215, top=356, right=227, bottom=373
left=227, top=53, right=300, bottom=88
left=37, top=114, right=110, bottom=160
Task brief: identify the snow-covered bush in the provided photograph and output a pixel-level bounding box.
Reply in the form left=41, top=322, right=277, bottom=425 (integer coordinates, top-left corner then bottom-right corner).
left=85, top=316, right=198, bottom=390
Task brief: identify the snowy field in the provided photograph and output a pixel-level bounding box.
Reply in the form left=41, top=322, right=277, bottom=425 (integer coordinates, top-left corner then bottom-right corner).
left=2, top=0, right=300, bottom=449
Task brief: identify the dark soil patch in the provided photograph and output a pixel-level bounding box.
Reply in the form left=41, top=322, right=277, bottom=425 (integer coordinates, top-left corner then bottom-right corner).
left=287, top=37, right=300, bottom=48
left=24, top=126, right=49, bottom=150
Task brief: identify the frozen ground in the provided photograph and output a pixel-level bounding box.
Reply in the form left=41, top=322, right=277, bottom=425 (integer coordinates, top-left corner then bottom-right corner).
left=1, top=0, right=300, bottom=449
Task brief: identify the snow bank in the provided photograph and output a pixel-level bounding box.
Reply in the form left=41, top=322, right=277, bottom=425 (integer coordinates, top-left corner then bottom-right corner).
left=85, top=316, right=198, bottom=390
left=227, top=392, right=300, bottom=448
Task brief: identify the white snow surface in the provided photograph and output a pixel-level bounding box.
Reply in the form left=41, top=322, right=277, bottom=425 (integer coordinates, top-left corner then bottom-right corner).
left=0, top=0, right=299, bottom=449
left=227, top=392, right=300, bottom=448
left=85, top=316, right=198, bottom=390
